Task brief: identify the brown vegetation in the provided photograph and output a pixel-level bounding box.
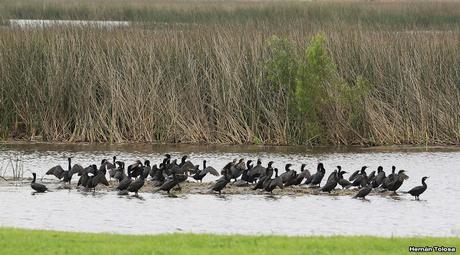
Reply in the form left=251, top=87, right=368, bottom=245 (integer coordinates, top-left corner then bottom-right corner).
left=0, top=1, right=459, bottom=145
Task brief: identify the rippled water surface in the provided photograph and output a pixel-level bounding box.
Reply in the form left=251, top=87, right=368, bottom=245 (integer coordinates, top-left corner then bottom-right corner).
left=0, top=143, right=459, bottom=237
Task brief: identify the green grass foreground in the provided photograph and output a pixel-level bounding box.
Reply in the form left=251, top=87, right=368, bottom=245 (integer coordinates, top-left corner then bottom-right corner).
left=0, top=228, right=459, bottom=255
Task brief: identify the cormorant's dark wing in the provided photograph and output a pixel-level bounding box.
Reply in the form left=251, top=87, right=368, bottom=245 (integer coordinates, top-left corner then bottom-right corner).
left=46, top=165, right=64, bottom=179
left=203, top=166, right=219, bottom=176
left=279, top=171, right=290, bottom=183
left=298, top=169, right=311, bottom=180
left=127, top=162, right=139, bottom=171
left=180, top=161, right=195, bottom=173
left=248, top=165, right=265, bottom=177
left=70, top=164, right=84, bottom=176
left=401, top=172, right=409, bottom=180
left=349, top=170, right=360, bottom=181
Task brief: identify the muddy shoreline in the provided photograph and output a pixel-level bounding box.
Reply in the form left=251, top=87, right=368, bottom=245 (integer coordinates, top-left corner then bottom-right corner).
left=1, top=177, right=396, bottom=197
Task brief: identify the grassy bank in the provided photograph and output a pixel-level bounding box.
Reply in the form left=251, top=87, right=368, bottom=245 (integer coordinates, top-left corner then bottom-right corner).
left=0, top=1, right=460, bottom=145
left=0, top=228, right=459, bottom=255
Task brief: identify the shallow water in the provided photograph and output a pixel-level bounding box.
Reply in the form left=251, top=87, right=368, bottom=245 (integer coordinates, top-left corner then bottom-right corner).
left=0, top=143, right=460, bottom=237
left=8, top=19, right=130, bottom=28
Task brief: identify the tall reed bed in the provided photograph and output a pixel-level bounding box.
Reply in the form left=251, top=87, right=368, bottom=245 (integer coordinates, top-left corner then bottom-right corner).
left=0, top=1, right=459, bottom=145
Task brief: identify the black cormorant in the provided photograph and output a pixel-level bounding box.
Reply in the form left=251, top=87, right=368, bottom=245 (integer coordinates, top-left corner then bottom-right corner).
left=337, top=166, right=351, bottom=189
left=294, top=164, right=311, bottom=185
left=350, top=166, right=368, bottom=188
left=157, top=173, right=187, bottom=194
left=142, top=160, right=151, bottom=179
left=45, top=158, right=82, bottom=183
left=31, top=173, right=47, bottom=193
left=210, top=165, right=232, bottom=195
left=127, top=160, right=143, bottom=178
left=86, top=167, right=109, bottom=192
left=321, top=170, right=338, bottom=193
left=227, top=158, right=245, bottom=182
left=253, top=161, right=274, bottom=190
left=113, top=161, right=126, bottom=183
left=241, top=160, right=254, bottom=183
left=116, top=169, right=132, bottom=191
left=353, top=183, right=372, bottom=199
left=127, top=173, right=145, bottom=196
left=107, top=156, right=117, bottom=178
left=371, top=166, right=385, bottom=188
left=405, top=176, right=428, bottom=200
left=247, top=159, right=266, bottom=180
left=192, top=160, right=219, bottom=182
left=77, top=165, right=96, bottom=188
left=381, top=166, right=397, bottom=189
left=309, top=163, right=325, bottom=187
left=280, top=163, right=296, bottom=185
left=348, top=169, right=360, bottom=181
left=263, top=168, right=283, bottom=193
left=367, top=170, right=376, bottom=183
left=387, top=170, right=409, bottom=195
left=327, top=169, right=337, bottom=183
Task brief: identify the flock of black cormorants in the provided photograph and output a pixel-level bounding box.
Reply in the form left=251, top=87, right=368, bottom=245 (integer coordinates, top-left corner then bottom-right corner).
left=30, top=154, right=429, bottom=200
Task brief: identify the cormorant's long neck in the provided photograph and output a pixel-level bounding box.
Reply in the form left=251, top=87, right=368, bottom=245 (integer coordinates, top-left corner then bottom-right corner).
left=68, top=158, right=71, bottom=171
left=32, top=174, right=36, bottom=183
left=422, top=179, right=427, bottom=188
left=203, top=161, right=206, bottom=169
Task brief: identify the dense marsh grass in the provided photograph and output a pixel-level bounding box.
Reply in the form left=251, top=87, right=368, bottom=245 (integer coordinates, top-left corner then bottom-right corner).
left=1, top=228, right=459, bottom=255
left=0, top=1, right=460, bottom=145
